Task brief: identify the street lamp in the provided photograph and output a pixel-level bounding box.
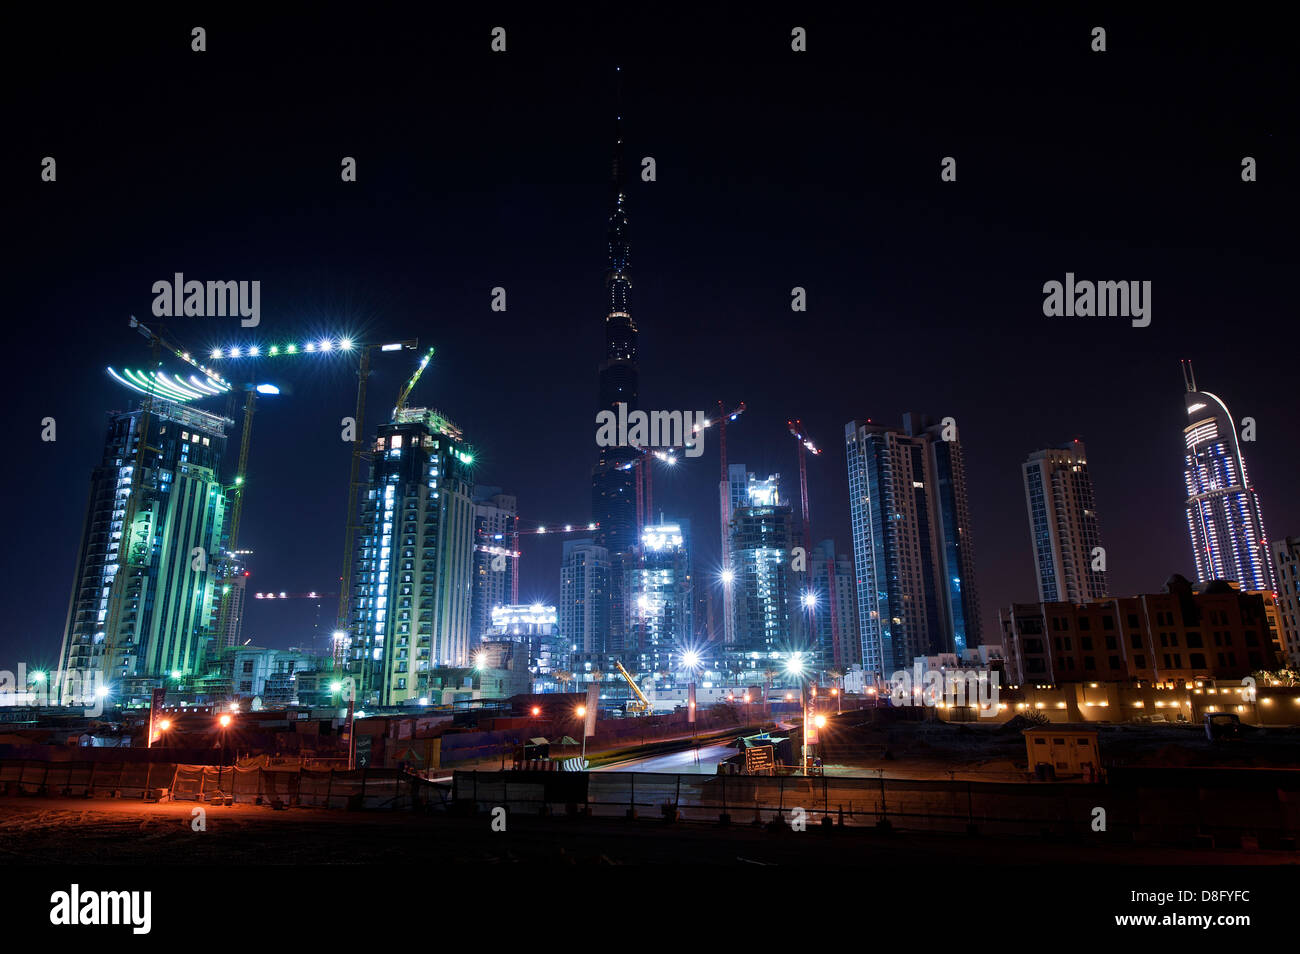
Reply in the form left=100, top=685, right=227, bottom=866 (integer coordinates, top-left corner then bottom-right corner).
left=217, top=713, right=233, bottom=796
left=576, top=705, right=588, bottom=766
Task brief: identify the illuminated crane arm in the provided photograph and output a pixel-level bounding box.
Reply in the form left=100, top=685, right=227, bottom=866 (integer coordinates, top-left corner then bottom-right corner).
left=614, top=660, right=652, bottom=712
left=393, top=347, right=436, bottom=418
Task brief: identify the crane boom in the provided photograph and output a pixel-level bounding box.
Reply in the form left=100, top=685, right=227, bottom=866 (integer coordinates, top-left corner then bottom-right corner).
left=614, top=660, right=651, bottom=713
left=787, top=419, right=822, bottom=556
left=393, top=347, right=436, bottom=418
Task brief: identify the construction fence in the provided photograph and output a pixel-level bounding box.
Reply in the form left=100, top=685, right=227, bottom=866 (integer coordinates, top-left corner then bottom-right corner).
left=450, top=768, right=1300, bottom=849
left=0, top=758, right=446, bottom=811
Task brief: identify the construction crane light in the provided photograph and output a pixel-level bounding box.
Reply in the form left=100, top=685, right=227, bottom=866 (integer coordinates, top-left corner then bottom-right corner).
left=255, top=383, right=280, bottom=394
left=319, top=339, right=333, bottom=351
left=340, top=338, right=354, bottom=351
left=381, top=342, right=402, bottom=351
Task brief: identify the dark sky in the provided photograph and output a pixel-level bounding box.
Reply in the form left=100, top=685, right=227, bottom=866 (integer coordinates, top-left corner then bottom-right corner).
left=7, top=7, right=1296, bottom=667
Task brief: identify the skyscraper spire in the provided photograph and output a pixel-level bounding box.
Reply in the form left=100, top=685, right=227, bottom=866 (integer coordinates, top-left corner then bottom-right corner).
left=592, top=67, right=640, bottom=555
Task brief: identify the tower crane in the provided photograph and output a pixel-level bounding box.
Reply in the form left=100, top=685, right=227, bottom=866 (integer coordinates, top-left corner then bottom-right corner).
left=617, top=446, right=681, bottom=539
left=477, top=519, right=600, bottom=604
left=787, top=419, right=824, bottom=664
left=203, top=333, right=421, bottom=678
left=786, top=419, right=822, bottom=557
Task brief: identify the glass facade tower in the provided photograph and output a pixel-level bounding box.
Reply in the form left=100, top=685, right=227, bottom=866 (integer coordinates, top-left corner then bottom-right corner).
left=1183, top=380, right=1275, bottom=592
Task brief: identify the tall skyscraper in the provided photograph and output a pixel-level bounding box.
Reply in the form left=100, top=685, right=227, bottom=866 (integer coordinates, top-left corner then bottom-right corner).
left=470, top=485, right=517, bottom=640
left=1270, top=537, right=1300, bottom=668
left=559, top=538, right=610, bottom=659
left=808, top=539, right=860, bottom=671
left=591, top=110, right=641, bottom=555
left=349, top=407, right=475, bottom=706
left=216, top=548, right=253, bottom=649
left=728, top=469, right=796, bottom=668
left=845, top=414, right=982, bottom=681
left=57, top=399, right=231, bottom=701
left=1182, top=363, right=1276, bottom=593
left=627, top=520, right=693, bottom=674
left=1022, top=441, right=1108, bottom=603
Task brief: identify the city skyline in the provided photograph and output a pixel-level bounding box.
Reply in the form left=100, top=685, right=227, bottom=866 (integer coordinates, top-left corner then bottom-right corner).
left=10, top=10, right=1295, bottom=671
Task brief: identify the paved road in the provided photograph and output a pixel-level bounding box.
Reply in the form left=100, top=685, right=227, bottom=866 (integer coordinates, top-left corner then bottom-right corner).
left=599, top=741, right=734, bottom=773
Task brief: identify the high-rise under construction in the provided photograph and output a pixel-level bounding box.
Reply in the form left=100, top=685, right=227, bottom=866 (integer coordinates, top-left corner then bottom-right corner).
left=348, top=407, right=476, bottom=706
left=57, top=399, right=232, bottom=703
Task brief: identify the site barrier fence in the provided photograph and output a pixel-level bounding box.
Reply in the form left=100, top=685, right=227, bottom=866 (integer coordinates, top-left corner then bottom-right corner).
left=0, top=758, right=447, bottom=810
left=450, top=768, right=1300, bottom=849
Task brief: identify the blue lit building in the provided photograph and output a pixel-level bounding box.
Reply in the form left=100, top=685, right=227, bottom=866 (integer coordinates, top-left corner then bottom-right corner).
left=1182, top=366, right=1276, bottom=592
left=349, top=407, right=476, bottom=706
left=728, top=470, right=796, bottom=672
left=808, top=539, right=859, bottom=671
left=1022, top=441, right=1107, bottom=603
left=626, top=520, right=693, bottom=674
left=560, top=538, right=610, bottom=658
left=470, top=485, right=517, bottom=640
left=57, top=399, right=232, bottom=704
left=845, top=414, right=982, bottom=681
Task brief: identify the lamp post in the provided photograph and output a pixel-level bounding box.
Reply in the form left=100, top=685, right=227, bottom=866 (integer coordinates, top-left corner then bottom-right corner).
left=217, top=713, right=233, bottom=794
left=576, top=705, right=588, bottom=766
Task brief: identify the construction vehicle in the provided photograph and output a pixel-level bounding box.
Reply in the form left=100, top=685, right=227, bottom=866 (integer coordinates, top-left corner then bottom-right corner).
left=614, top=660, right=652, bottom=715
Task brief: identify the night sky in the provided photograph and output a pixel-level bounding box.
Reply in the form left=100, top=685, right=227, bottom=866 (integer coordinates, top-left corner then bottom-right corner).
left=8, top=8, right=1295, bottom=668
